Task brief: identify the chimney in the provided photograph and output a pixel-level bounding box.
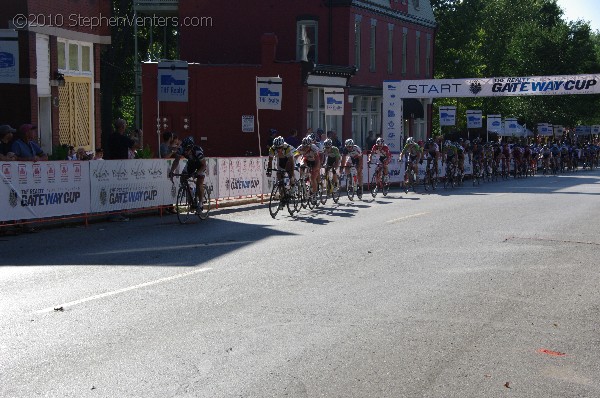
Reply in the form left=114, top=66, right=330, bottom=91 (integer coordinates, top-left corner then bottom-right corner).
left=261, top=33, right=278, bottom=65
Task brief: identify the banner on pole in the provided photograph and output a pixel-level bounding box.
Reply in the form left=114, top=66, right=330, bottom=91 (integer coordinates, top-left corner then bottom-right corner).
left=157, top=61, right=188, bottom=102
left=487, top=115, right=502, bottom=133
left=324, top=88, right=344, bottom=115
left=466, top=110, right=482, bottom=129
left=256, top=77, right=282, bottom=110
left=382, top=81, right=403, bottom=151
left=439, top=106, right=456, bottom=126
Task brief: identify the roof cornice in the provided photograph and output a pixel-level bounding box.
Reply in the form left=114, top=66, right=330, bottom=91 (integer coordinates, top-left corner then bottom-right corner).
left=331, top=0, right=437, bottom=29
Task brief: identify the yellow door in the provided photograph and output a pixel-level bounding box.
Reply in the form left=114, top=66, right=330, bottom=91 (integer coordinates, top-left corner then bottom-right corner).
left=58, top=76, right=93, bottom=150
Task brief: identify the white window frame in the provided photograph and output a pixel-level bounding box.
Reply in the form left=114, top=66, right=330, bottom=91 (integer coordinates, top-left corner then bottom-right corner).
left=57, top=38, right=93, bottom=76
left=402, top=28, right=408, bottom=76
left=297, top=20, right=318, bottom=63
left=426, top=33, right=431, bottom=78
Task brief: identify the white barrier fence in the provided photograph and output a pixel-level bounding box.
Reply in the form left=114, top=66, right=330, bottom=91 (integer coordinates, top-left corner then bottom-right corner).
left=1, top=156, right=473, bottom=222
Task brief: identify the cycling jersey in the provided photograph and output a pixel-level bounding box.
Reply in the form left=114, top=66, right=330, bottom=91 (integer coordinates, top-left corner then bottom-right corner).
left=268, top=143, right=294, bottom=159
left=370, top=145, right=391, bottom=162
left=323, top=146, right=341, bottom=167
left=342, top=145, right=362, bottom=159
left=295, top=143, right=321, bottom=162
left=401, top=143, right=423, bottom=157
left=181, top=145, right=205, bottom=176
left=471, top=145, right=484, bottom=160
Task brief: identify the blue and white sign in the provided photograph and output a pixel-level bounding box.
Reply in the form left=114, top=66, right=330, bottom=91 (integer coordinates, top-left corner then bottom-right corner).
left=466, top=110, right=482, bottom=129
left=158, top=61, right=188, bottom=102
left=439, top=106, right=456, bottom=126
left=324, top=88, right=344, bottom=115
left=382, top=81, right=403, bottom=151
left=0, top=30, right=19, bottom=84
left=553, top=125, right=564, bottom=136
left=487, top=115, right=502, bottom=133
left=591, top=125, right=600, bottom=134
left=575, top=126, right=592, bottom=136
left=537, top=123, right=551, bottom=136
left=504, top=118, right=519, bottom=135
left=256, top=77, right=282, bottom=110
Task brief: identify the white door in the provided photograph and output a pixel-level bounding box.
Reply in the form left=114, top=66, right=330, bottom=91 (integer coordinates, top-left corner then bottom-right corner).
left=38, top=97, right=52, bottom=154
left=36, top=34, right=50, bottom=96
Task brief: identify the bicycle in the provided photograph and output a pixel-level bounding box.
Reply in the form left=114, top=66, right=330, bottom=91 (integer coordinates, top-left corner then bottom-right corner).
left=403, top=158, right=418, bottom=193
left=171, top=173, right=211, bottom=224
left=369, top=162, right=390, bottom=197
left=267, top=168, right=297, bottom=218
left=422, top=158, right=438, bottom=191
left=297, top=164, right=321, bottom=210
left=443, top=160, right=458, bottom=189
left=344, top=163, right=362, bottom=201
left=321, top=166, right=340, bottom=204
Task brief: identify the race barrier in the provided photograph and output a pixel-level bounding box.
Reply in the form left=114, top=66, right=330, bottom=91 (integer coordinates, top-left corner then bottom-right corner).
left=1, top=155, right=474, bottom=223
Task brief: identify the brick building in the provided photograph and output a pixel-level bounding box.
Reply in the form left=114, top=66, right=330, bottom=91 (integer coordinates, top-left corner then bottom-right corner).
left=0, top=0, right=111, bottom=155
left=141, top=0, right=436, bottom=156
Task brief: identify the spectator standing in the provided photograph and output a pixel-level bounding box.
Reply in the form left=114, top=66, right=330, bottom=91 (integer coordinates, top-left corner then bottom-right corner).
left=365, top=130, right=376, bottom=152
left=0, top=125, right=17, bottom=161
left=285, top=129, right=301, bottom=148
left=11, top=124, right=48, bottom=161
left=66, top=146, right=77, bottom=160
left=329, top=130, right=342, bottom=149
left=107, top=118, right=134, bottom=160
left=160, top=131, right=177, bottom=158
left=76, top=147, right=90, bottom=160
left=93, top=148, right=104, bottom=160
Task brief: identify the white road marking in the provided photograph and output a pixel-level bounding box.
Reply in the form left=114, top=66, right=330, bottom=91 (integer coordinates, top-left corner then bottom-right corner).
left=386, top=212, right=429, bottom=224
left=35, top=267, right=213, bottom=314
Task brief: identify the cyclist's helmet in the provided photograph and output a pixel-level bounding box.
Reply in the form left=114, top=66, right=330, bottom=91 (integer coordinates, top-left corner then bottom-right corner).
left=273, top=136, right=285, bottom=148
left=445, top=140, right=452, bottom=147
left=309, top=133, right=317, bottom=143
left=406, top=137, right=415, bottom=145
left=345, top=139, right=354, bottom=147
left=323, top=138, right=333, bottom=148
left=376, top=137, right=384, bottom=147
left=427, top=138, right=434, bottom=144
left=182, top=136, right=195, bottom=149
left=301, top=137, right=311, bottom=146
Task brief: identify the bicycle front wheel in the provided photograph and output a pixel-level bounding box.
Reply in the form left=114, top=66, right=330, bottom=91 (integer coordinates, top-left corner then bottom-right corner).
left=319, top=175, right=328, bottom=205
left=370, top=171, right=378, bottom=198
left=346, top=176, right=355, bottom=201
left=269, top=183, right=282, bottom=218
left=176, top=186, right=193, bottom=224
left=197, top=185, right=211, bottom=220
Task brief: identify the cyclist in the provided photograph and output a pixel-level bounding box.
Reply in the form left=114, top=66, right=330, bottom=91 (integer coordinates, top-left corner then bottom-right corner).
left=168, top=136, right=207, bottom=209
left=423, top=137, right=440, bottom=177
left=368, top=137, right=391, bottom=183
left=399, top=137, right=423, bottom=185
left=295, top=136, right=322, bottom=200
left=322, top=138, right=341, bottom=191
left=442, top=140, right=458, bottom=174
left=540, top=144, right=552, bottom=172
left=456, top=139, right=466, bottom=177
left=501, top=141, right=511, bottom=176
left=469, top=139, right=484, bottom=176
left=341, top=138, right=364, bottom=195
left=266, top=136, right=296, bottom=187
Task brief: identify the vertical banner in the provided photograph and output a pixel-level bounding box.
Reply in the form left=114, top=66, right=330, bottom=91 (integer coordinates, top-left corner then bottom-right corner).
left=324, top=88, right=344, bottom=115
left=554, top=125, right=564, bottom=137
left=466, top=110, right=482, bottom=129
left=439, top=106, right=457, bottom=126
left=256, top=77, right=282, bottom=110
left=382, top=81, right=403, bottom=152
left=487, top=115, right=502, bottom=133
left=504, top=118, right=519, bottom=136
left=157, top=60, right=188, bottom=102
left=537, top=123, right=551, bottom=136
left=0, top=30, right=19, bottom=84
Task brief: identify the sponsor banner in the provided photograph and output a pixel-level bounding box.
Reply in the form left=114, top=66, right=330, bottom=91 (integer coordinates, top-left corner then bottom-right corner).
left=324, top=88, right=344, bottom=115
left=89, top=160, right=172, bottom=212
left=575, top=126, right=592, bottom=136
left=218, top=157, right=263, bottom=198
left=439, top=106, right=456, bottom=126
left=157, top=60, right=188, bottom=102
left=487, top=115, right=502, bottom=133
left=0, top=30, right=19, bottom=84
left=592, top=125, right=600, bottom=134
left=399, top=74, right=600, bottom=98
left=382, top=81, right=403, bottom=152
left=256, top=77, right=282, bottom=110
left=1, top=161, right=90, bottom=222
left=466, top=110, right=482, bottom=129
left=554, top=125, right=565, bottom=136
left=537, top=123, right=552, bottom=136
left=504, top=118, right=519, bottom=136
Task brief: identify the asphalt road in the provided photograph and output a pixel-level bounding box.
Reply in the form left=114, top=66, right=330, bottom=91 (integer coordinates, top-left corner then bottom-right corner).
left=1, top=170, right=600, bottom=397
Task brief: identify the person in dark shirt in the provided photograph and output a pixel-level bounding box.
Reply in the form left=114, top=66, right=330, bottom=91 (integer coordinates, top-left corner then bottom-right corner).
left=285, top=129, right=301, bottom=148
left=0, top=125, right=17, bottom=160
left=107, top=118, right=134, bottom=160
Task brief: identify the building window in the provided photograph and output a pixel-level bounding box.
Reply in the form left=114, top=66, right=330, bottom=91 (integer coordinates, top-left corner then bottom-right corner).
left=370, top=19, right=377, bottom=72
left=415, top=31, right=421, bottom=76
left=354, top=15, right=362, bottom=70
left=352, top=96, right=381, bottom=147
left=402, top=28, right=408, bottom=76
left=387, top=24, right=394, bottom=74
left=57, top=41, right=66, bottom=70
left=297, top=20, right=318, bottom=62
left=58, top=39, right=93, bottom=75
left=425, top=34, right=431, bottom=78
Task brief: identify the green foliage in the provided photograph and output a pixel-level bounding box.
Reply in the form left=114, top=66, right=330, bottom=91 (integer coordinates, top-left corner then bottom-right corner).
left=134, top=145, right=154, bottom=159
left=49, top=145, right=68, bottom=161
left=431, top=0, right=600, bottom=131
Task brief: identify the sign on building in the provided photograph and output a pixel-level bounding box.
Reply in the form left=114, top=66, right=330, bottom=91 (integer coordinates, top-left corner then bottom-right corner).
left=157, top=61, right=188, bottom=102
left=0, top=30, right=19, bottom=84
left=487, top=115, right=502, bottom=133
left=242, top=115, right=254, bottom=132
left=382, top=81, right=403, bottom=152
left=324, top=88, right=344, bottom=115
left=256, top=77, right=282, bottom=110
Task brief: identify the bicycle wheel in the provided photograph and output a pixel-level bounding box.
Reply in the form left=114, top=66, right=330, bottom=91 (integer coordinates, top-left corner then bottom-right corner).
left=331, top=179, right=340, bottom=203
left=370, top=171, right=378, bottom=198
left=269, top=182, right=283, bottom=218
left=286, top=187, right=297, bottom=216
left=319, top=174, right=328, bottom=205
left=346, top=175, right=354, bottom=201
left=300, top=180, right=309, bottom=209
left=382, top=177, right=390, bottom=196
left=423, top=170, right=430, bottom=192
left=176, top=186, right=193, bottom=224
left=197, top=185, right=211, bottom=220
left=293, top=181, right=303, bottom=212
